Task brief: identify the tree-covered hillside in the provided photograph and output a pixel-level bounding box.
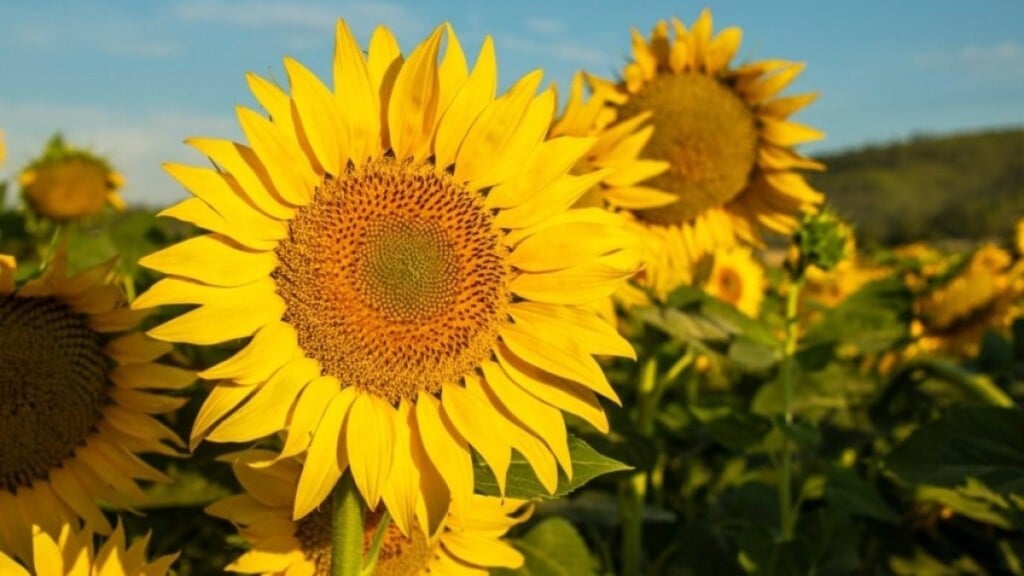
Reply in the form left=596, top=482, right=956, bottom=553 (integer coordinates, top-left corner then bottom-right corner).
left=809, top=127, right=1024, bottom=247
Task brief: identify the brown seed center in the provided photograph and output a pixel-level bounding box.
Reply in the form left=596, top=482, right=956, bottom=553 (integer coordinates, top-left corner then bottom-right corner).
left=273, top=157, right=510, bottom=404
left=619, top=72, right=759, bottom=225
left=0, top=296, right=109, bottom=493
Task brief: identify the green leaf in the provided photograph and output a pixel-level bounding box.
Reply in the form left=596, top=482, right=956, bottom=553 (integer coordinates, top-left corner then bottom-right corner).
left=884, top=407, right=1024, bottom=493
left=494, top=517, right=598, bottom=576
left=690, top=405, right=773, bottom=452
left=639, top=285, right=779, bottom=350
left=474, top=435, right=631, bottom=500
left=803, top=276, right=912, bottom=353
left=824, top=466, right=899, bottom=523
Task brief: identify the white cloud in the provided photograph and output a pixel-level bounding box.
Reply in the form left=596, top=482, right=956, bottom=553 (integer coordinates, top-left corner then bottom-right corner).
left=498, top=33, right=608, bottom=67
left=523, top=17, right=565, bottom=37
left=0, top=100, right=238, bottom=207
left=915, top=42, right=1024, bottom=75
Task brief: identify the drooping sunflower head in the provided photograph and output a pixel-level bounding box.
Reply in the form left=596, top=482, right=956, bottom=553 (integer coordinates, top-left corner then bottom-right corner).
left=701, top=246, right=765, bottom=318
left=0, top=249, right=189, bottom=563
left=916, top=244, right=1023, bottom=356
left=208, top=450, right=529, bottom=576
left=582, top=8, right=825, bottom=298
left=19, top=134, right=126, bottom=221
left=136, top=20, right=639, bottom=535
left=0, top=521, right=178, bottom=576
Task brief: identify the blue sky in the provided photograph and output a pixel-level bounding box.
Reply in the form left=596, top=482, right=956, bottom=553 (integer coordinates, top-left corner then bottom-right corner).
left=1, top=0, right=1022, bottom=206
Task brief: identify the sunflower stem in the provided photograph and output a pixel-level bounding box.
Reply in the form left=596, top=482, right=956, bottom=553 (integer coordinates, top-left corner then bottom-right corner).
left=38, top=224, right=64, bottom=271
left=622, top=356, right=660, bottom=576
left=779, top=275, right=804, bottom=541
left=360, top=510, right=391, bottom=576
left=330, top=472, right=364, bottom=576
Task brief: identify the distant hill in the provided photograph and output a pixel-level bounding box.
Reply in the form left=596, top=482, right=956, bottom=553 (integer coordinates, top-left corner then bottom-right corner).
left=807, top=127, right=1024, bottom=247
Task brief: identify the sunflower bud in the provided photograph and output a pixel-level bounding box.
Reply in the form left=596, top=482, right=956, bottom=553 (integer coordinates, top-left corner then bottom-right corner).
left=789, top=209, right=850, bottom=278
left=19, top=134, right=126, bottom=221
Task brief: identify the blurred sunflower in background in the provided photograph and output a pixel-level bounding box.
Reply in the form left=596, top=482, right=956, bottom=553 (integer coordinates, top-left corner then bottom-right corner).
left=208, top=450, right=528, bottom=575
left=584, top=8, right=825, bottom=298
left=0, top=129, right=6, bottom=167
left=134, top=20, right=639, bottom=535
left=19, top=134, right=126, bottom=222
left=0, top=521, right=178, bottom=576
left=1015, top=218, right=1024, bottom=256
left=0, top=249, right=188, bottom=563
left=915, top=244, right=1023, bottom=356
left=701, top=246, right=765, bottom=318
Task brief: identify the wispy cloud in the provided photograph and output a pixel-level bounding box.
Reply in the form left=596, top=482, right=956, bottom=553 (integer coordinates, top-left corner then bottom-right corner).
left=0, top=100, right=237, bottom=207
left=523, top=17, right=565, bottom=37
left=173, top=0, right=425, bottom=39
left=914, top=42, right=1024, bottom=75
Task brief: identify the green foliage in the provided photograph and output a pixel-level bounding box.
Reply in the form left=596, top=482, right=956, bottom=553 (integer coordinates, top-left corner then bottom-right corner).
left=496, top=518, right=600, bottom=576
left=474, top=436, right=632, bottom=500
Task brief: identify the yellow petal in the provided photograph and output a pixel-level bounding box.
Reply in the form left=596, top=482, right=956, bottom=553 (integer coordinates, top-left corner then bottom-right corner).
left=485, top=136, right=594, bottom=210
left=333, top=19, right=381, bottom=165
left=501, top=322, right=619, bottom=403
left=32, top=526, right=64, bottom=576
left=345, top=392, right=395, bottom=509
left=366, top=25, right=403, bottom=150
left=200, top=321, right=299, bottom=384
left=163, top=162, right=288, bottom=242
left=380, top=401, right=419, bottom=536
left=139, top=234, right=276, bottom=287
left=236, top=106, right=318, bottom=205
left=510, top=301, right=635, bottom=359
left=281, top=375, right=341, bottom=460
left=492, top=169, right=609, bottom=230
left=510, top=247, right=640, bottom=304
left=496, top=342, right=609, bottom=433
left=388, top=25, right=444, bottom=160
left=442, top=531, right=524, bottom=569
left=434, top=36, right=497, bottom=169
left=0, top=550, right=29, bottom=576
left=415, top=393, right=473, bottom=517
left=453, top=70, right=543, bottom=189
left=191, top=384, right=257, bottom=450
left=109, top=363, right=196, bottom=391
left=442, top=382, right=511, bottom=495
left=294, top=387, right=355, bottom=519
left=207, top=357, right=319, bottom=444
left=509, top=218, right=637, bottom=272
left=157, top=198, right=276, bottom=252
left=104, top=332, right=171, bottom=364
left=0, top=255, right=15, bottom=295
left=760, top=117, right=825, bottom=147
left=48, top=467, right=112, bottom=533
left=188, top=135, right=298, bottom=218
left=478, top=361, right=570, bottom=477
left=286, top=56, right=344, bottom=176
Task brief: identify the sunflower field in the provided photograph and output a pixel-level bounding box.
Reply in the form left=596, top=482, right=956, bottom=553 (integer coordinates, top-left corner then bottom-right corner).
left=2, top=8, right=1024, bottom=576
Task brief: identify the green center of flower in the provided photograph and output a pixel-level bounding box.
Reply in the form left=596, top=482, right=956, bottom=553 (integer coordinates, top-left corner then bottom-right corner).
left=0, top=296, right=108, bottom=493
left=296, top=506, right=431, bottom=576
left=620, top=72, right=759, bottom=225
left=274, top=157, right=510, bottom=404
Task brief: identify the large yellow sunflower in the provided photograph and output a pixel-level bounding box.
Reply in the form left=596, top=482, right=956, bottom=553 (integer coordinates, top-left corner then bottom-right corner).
left=701, top=246, right=765, bottom=318
left=583, top=9, right=825, bottom=298
left=0, top=251, right=188, bottom=563
left=134, top=20, right=639, bottom=534
left=0, top=521, right=178, bottom=576
left=19, top=135, right=127, bottom=221
left=208, top=450, right=527, bottom=575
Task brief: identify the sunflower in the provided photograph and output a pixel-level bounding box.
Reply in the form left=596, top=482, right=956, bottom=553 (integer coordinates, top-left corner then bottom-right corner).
left=0, top=250, right=188, bottom=563
left=583, top=9, right=824, bottom=298
left=916, top=244, right=1023, bottom=356
left=19, top=134, right=127, bottom=221
left=134, top=20, right=639, bottom=533
left=0, top=129, right=6, bottom=167
left=208, top=449, right=528, bottom=575
left=0, top=521, right=178, bottom=576
left=701, top=246, right=764, bottom=318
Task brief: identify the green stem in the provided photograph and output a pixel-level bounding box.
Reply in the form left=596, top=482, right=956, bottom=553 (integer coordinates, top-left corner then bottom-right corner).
left=330, top=473, right=364, bottom=576
left=889, top=357, right=1014, bottom=407
left=360, top=510, right=391, bottom=576
left=38, top=224, right=64, bottom=271
left=621, top=357, right=658, bottom=576
left=779, top=275, right=804, bottom=541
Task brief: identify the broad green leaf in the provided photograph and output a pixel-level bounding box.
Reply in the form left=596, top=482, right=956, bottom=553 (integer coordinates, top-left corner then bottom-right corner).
left=884, top=407, right=1024, bottom=493
left=638, top=285, right=779, bottom=350
left=474, top=435, right=630, bottom=500
left=803, top=276, right=912, bottom=353
left=494, top=517, right=598, bottom=576
left=824, top=466, right=899, bottom=523
left=915, top=480, right=1016, bottom=528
